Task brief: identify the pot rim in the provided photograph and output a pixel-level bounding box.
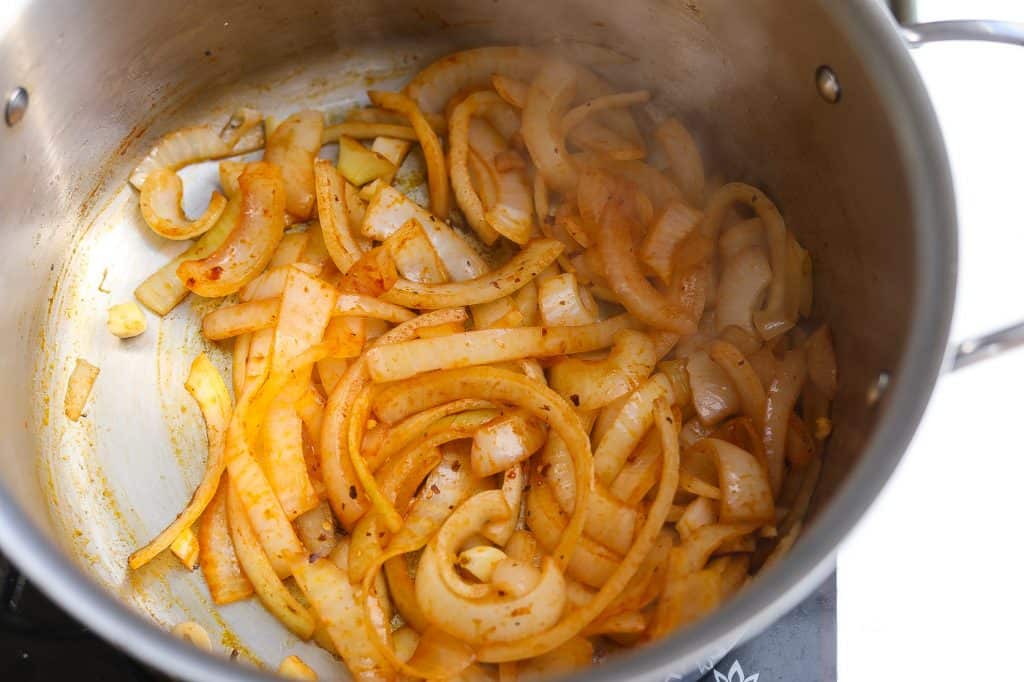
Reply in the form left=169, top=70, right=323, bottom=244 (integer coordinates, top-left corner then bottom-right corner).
left=0, top=0, right=956, bottom=680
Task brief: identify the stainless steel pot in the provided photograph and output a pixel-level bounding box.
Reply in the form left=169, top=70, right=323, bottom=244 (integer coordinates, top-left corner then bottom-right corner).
left=0, top=1, right=1021, bottom=680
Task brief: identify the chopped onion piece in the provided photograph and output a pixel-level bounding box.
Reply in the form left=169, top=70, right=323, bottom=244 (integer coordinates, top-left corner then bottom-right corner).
left=336, top=135, right=396, bottom=187
left=361, top=186, right=486, bottom=281
left=686, top=350, right=741, bottom=426
left=537, top=272, right=598, bottom=327
left=385, top=219, right=450, bottom=283
left=264, top=110, right=324, bottom=221
left=278, top=655, right=318, bottom=680
left=202, top=298, right=279, bottom=341
left=64, top=358, right=99, bottom=422
left=471, top=410, right=547, bottom=477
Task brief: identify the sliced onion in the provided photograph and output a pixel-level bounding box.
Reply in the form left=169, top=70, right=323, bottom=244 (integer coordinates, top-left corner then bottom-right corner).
left=720, top=218, right=764, bottom=260
left=264, top=110, right=323, bottom=221
left=471, top=410, right=547, bottom=477
left=369, top=90, right=449, bottom=219
left=537, top=272, right=598, bottom=328
left=324, top=121, right=419, bottom=142
left=367, top=314, right=637, bottom=384
left=522, top=60, right=578, bottom=193
left=609, top=428, right=661, bottom=505
left=700, top=183, right=792, bottom=339
left=654, top=118, right=705, bottom=208
left=361, top=186, right=487, bottom=280
left=686, top=350, right=741, bottom=426
left=290, top=547, right=393, bottom=679
left=592, top=374, right=670, bottom=484
left=225, top=482, right=316, bottom=639
left=197, top=477, right=252, bottom=604
left=370, top=367, right=592, bottom=570
left=129, top=354, right=231, bottom=569
left=717, top=247, right=772, bottom=336
left=763, top=349, right=808, bottom=495
left=315, top=159, right=365, bottom=274
left=139, top=169, right=227, bottom=240
left=63, top=358, right=99, bottom=422
left=134, top=194, right=240, bottom=315
left=201, top=298, right=279, bottom=341
left=675, top=495, right=718, bottom=540
left=219, top=107, right=263, bottom=150
left=648, top=565, right=720, bottom=640
left=129, top=126, right=232, bottom=190
left=703, top=438, right=774, bottom=524
left=562, top=90, right=650, bottom=136
left=568, top=118, right=646, bottom=161
left=384, top=219, right=450, bottom=283
left=177, top=162, right=286, bottom=297
left=478, top=398, right=678, bottom=662
left=548, top=329, right=656, bottom=411
left=805, top=324, right=838, bottom=400
left=594, top=184, right=697, bottom=334
left=640, top=201, right=702, bottom=285
left=708, top=340, right=767, bottom=428
left=381, top=238, right=563, bottom=309
left=404, top=627, right=476, bottom=680
left=450, top=90, right=505, bottom=244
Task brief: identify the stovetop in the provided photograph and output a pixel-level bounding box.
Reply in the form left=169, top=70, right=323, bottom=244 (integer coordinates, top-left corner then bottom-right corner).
left=0, top=553, right=836, bottom=681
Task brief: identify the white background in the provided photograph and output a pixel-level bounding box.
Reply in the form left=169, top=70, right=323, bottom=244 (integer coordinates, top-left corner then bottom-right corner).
left=838, top=1, right=1024, bottom=679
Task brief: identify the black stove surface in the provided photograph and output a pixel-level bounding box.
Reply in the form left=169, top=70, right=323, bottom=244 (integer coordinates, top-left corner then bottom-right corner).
left=0, top=554, right=836, bottom=681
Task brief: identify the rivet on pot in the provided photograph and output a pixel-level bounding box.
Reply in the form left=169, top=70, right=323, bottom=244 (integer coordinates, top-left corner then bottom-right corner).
left=5, top=86, right=28, bottom=127
left=866, top=371, right=890, bottom=406
left=815, top=66, right=841, bottom=104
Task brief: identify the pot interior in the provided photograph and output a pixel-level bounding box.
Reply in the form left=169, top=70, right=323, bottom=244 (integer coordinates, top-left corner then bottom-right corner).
left=1, top=0, right=926, bottom=678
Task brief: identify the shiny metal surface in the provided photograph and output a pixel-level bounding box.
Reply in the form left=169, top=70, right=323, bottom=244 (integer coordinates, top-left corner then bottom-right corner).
left=903, top=20, right=1024, bottom=48
left=0, top=1, right=959, bottom=680
left=902, top=19, right=1024, bottom=373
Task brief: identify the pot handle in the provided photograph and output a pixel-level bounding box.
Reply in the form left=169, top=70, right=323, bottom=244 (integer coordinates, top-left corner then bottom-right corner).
left=893, top=17, right=1024, bottom=370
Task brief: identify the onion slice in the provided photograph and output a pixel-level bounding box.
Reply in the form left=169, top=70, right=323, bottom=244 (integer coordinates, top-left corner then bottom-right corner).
left=129, top=354, right=231, bottom=569
left=381, top=238, right=563, bottom=309
left=139, top=169, right=227, bottom=241
left=449, top=91, right=504, bottom=244
left=369, top=90, right=450, bottom=219
left=654, top=118, right=705, bottom=207
left=522, top=60, right=578, bottom=193
left=594, top=184, right=697, bottom=334
left=129, top=126, right=232, bottom=190
left=264, top=110, right=324, bottom=221
left=177, top=162, right=286, bottom=297
left=366, top=314, right=637, bottom=383
left=315, top=159, right=365, bottom=274
left=197, top=477, right=253, bottom=604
